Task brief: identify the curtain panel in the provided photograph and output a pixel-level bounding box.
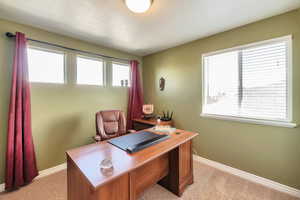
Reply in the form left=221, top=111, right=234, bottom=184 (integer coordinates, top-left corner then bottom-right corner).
left=127, top=60, right=144, bottom=129
left=5, top=32, right=38, bottom=190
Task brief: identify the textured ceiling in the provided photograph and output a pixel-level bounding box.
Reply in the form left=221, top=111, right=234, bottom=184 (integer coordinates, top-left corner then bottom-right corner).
left=0, top=0, right=299, bottom=56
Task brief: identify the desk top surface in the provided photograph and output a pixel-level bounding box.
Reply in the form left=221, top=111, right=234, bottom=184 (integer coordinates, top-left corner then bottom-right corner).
left=66, top=129, right=198, bottom=190
left=133, top=118, right=158, bottom=125
left=133, top=118, right=172, bottom=126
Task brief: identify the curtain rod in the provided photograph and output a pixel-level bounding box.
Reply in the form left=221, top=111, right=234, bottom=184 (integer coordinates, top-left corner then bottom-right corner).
left=5, top=32, right=131, bottom=62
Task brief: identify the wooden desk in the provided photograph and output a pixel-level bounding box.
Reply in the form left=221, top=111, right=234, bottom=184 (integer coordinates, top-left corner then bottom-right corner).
left=66, top=129, right=198, bottom=200
left=133, top=118, right=173, bottom=131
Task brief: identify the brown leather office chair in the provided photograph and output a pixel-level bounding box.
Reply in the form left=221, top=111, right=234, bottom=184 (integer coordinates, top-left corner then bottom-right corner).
left=94, top=110, right=127, bottom=142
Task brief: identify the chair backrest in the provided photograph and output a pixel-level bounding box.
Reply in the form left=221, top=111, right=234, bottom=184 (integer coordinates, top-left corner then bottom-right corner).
left=96, top=110, right=126, bottom=141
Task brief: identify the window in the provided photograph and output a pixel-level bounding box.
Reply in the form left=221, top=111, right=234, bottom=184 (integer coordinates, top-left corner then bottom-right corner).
left=202, top=36, right=295, bottom=127
left=112, top=63, right=131, bottom=87
left=27, top=47, right=65, bottom=83
left=76, top=56, right=104, bottom=85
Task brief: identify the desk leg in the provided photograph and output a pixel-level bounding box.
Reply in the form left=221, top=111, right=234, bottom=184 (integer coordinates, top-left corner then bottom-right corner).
left=158, top=140, right=193, bottom=196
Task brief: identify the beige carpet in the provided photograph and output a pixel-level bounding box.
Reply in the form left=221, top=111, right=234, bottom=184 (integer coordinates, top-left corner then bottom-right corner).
left=0, top=161, right=298, bottom=200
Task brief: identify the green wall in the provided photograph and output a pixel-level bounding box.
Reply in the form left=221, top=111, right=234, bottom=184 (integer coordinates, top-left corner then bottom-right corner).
left=0, top=19, right=141, bottom=184
left=143, top=9, right=300, bottom=189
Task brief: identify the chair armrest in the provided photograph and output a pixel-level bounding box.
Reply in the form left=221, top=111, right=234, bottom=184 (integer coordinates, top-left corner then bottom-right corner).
left=93, top=135, right=101, bottom=142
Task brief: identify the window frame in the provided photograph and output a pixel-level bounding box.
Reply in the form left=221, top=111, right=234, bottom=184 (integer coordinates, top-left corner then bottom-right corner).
left=111, top=61, right=131, bottom=87
left=27, top=45, right=67, bottom=84
left=75, top=54, right=106, bottom=86
left=201, top=35, right=296, bottom=128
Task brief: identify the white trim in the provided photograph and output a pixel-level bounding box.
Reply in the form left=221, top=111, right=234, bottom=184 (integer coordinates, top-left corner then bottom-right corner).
left=287, top=36, right=293, bottom=123
left=193, top=155, right=300, bottom=198
left=202, top=35, right=292, bottom=57
left=200, top=113, right=297, bottom=128
left=0, top=183, right=4, bottom=193
left=37, top=163, right=67, bottom=179
left=0, top=163, right=66, bottom=192
left=201, top=35, right=294, bottom=126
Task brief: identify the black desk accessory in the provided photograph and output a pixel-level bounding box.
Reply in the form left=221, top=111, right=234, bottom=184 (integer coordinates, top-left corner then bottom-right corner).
left=108, top=131, right=170, bottom=153
left=160, top=111, right=173, bottom=121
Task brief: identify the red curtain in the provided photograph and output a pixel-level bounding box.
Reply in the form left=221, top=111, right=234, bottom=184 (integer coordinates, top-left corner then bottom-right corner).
left=127, top=60, right=144, bottom=129
left=5, top=32, right=38, bottom=190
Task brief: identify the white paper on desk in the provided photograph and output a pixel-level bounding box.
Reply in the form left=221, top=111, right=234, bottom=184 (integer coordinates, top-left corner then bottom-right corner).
left=151, top=126, right=176, bottom=133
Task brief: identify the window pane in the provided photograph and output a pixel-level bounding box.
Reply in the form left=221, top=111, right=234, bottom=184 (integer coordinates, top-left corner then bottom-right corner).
left=77, top=57, right=104, bottom=85
left=27, top=48, right=65, bottom=83
left=112, top=63, right=130, bottom=87
left=203, top=51, right=239, bottom=116
left=203, top=38, right=290, bottom=122
left=240, top=42, right=287, bottom=120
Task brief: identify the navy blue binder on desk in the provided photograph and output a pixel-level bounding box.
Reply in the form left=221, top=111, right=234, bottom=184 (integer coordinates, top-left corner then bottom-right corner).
left=107, top=131, right=170, bottom=153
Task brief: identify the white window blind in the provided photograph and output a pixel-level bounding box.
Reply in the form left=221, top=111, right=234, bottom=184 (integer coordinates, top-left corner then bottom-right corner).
left=76, top=56, right=104, bottom=86
left=27, top=48, right=65, bottom=83
left=202, top=36, right=293, bottom=125
left=112, top=63, right=131, bottom=87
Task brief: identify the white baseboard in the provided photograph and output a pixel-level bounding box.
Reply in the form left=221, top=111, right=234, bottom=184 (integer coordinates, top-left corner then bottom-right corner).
left=0, top=162, right=66, bottom=193
left=193, top=155, right=300, bottom=198
left=0, top=183, right=4, bottom=193
left=1, top=157, right=300, bottom=198
left=37, top=163, right=67, bottom=179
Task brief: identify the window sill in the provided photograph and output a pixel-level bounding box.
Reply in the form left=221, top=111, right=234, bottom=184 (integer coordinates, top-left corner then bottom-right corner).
left=200, top=113, right=297, bottom=128
left=112, top=86, right=130, bottom=88
left=30, top=81, right=65, bottom=85
left=76, top=84, right=104, bottom=87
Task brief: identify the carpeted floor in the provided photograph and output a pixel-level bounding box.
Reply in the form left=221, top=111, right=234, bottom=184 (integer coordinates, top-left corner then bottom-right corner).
left=0, top=161, right=298, bottom=200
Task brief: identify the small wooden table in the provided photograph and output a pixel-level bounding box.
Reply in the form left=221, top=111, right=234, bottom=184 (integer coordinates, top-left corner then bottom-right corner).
left=66, top=129, right=198, bottom=200
left=133, top=118, right=173, bottom=131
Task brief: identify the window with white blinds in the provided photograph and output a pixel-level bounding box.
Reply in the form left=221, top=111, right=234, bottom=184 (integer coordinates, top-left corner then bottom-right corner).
left=202, top=36, right=294, bottom=127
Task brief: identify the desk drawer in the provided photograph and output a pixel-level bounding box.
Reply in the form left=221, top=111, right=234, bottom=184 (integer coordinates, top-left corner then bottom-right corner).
left=129, top=153, right=169, bottom=199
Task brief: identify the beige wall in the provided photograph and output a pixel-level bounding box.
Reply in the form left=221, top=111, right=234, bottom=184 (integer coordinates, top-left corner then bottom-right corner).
left=0, top=19, right=142, bottom=183
left=143, top=9, right=300, bottom=189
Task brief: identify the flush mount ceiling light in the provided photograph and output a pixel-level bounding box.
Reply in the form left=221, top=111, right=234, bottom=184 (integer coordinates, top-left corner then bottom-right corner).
left=125, top=0, right=153, bottom=13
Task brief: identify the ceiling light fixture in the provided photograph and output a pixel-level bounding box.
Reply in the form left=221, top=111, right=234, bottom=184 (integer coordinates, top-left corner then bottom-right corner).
left=125, top=0, right=152, bottom=13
